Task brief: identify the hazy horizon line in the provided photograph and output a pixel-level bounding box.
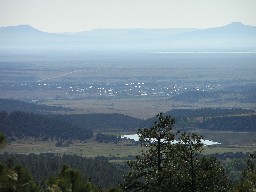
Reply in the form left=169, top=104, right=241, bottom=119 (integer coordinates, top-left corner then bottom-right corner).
left=0, top=21, right=254, bottom=34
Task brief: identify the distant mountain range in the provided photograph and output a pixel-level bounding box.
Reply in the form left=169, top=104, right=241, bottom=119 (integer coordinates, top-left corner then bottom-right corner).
left=0, top=22, right=256, bottom=51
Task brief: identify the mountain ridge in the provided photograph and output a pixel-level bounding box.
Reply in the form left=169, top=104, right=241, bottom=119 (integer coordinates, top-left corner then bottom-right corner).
left=1, top=22, right=255, bottom=33
left=1, top=22, right=256, bottom=51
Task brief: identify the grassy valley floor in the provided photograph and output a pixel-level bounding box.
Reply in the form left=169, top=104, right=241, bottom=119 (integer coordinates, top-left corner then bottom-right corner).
left=2, top=132, right=256, bottom=162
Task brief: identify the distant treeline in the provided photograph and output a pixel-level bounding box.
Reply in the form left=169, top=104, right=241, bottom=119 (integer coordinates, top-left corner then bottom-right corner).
left=0, top=153, right=124, bottom=188
left=0, top=111, right=93, bottom=140
left=95, top=133, right=121, bottom=144
left=0, top=98, right=255, bottom=141
left=54, top=113, right=144, bottom=131
left=0, top=98, right=254, bottom=119
left=0, top=109, right=256, bottom=142
left=143, top=108, right=255, bottom=130
left=0, top=98, right=71, bottom=114
left=171, top=91, right=220, bottom=102
left=165, top=108, right=254, bottom=118
left=197, top=115, right=256, bottom=132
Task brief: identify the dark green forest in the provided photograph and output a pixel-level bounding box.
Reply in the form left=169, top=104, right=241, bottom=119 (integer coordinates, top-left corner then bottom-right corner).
left=0, top=111, right=93, bottom=140
left=0, top=99, right=256, bottom=191
left=0, top=108, right=255, bottom=142
left=0, top=153, right=124, bottom=188
left=197, top=115, right=256, bottom=132
left=1, top=113, right=256, bottom=191
left=54, top=113, right=143, bottom=131
left=0, top=99, right=70, bottom=114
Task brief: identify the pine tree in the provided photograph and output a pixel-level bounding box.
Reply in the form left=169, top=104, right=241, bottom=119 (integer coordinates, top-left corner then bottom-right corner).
left=46, top=165, right=101, bottom=192
left=122, top=113, right=175, bottom=191
left=122, top=113, right=230, bottom=192
left=233, top=152, right=256, bottom=191
left=0, top=132, right=5, bottom=149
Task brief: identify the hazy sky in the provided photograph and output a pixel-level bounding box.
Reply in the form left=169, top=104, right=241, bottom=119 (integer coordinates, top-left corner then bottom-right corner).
left=0, top=0, right=256, bottom=33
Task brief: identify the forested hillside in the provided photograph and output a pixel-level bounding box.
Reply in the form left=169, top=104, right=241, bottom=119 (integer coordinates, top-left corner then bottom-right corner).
left=0, top=111, right=256, bottom=191
left=0, top=153, right=124, bottom=188
left=0, top=108, right=255, bottom=142
left=0, top=99, right=71, bottom=114
left=143, top=108, right=256, bottom=132
left=0, top=111, right=93, bottom=140
left=165, top=108, right=254, bottom=118
left=0, top=101, right=255, bottom=151
left=54, top=113, right=143, bottom=131
left=197, top=115, right=256, bottom=132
